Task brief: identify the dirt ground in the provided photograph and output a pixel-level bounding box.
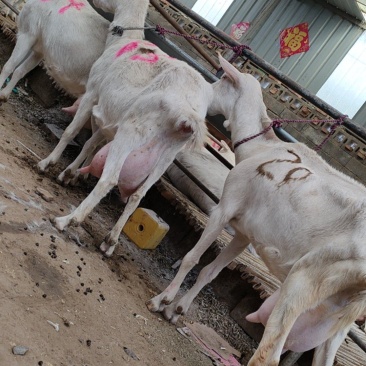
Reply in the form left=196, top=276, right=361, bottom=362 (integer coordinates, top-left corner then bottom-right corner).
left=0, top=31, right=258, bottom=366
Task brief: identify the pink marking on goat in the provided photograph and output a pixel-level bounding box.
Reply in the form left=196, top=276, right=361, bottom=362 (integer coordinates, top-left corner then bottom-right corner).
left=59, top=0, right=85, bottom=14
left=115, top=41, right=139, bottom=58
left=130, top=53, right=160, bottom=63
left=142, top=41, right=156, bottom=47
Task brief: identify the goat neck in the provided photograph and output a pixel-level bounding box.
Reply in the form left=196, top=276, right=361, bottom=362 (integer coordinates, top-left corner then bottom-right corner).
left=103, top=0, right=149, bottom=44
left=230, top=89, right=272, bottom=163
left=210, top=55, right=277, bottom=163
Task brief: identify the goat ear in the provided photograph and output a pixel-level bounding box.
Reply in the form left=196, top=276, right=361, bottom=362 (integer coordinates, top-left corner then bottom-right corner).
left=218, top=54, right=241, bottom=85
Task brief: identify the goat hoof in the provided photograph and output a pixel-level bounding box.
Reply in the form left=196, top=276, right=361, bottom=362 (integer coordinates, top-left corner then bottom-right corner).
left=104, top=245, right=115, bottom=257
left=162, top=306, right=180, bottom=324
left=57, top=169, right=73, bottom=186
left=53, top=217, right=66, bottom=231
left=162, top=298, right=171, bottom=305
left=69, top=218, right=79, bottom=227
left=100, top=234, right=116, bottom=256
left=70, top=173, right=81, bottom=186
left=53, top=215, right=71, bottom=231
left=145, top=300, right=157, bottom=312
left=36, top=163, right=47, bottom=174
left=99, top=241, right=109, bottom=253
left=146, top=294, right=168, bottom=313
left=37, top=159, right=53, bottom=173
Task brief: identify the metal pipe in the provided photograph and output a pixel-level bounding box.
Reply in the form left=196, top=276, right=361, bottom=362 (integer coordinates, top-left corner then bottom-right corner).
left=172, top=158, right=220, bottom=204
left=0, top=0, right=19, bottom=15
left=348, top=329, right=366, bottom=353
left=146, top=29, right=218, bottom=81
left=149, top=0, right=220, bottom=70
left=204, top=144, right=234, bottom=170
left=279, top=351, right=303, bottom=366
left=166, top=0, right=366, bottom=141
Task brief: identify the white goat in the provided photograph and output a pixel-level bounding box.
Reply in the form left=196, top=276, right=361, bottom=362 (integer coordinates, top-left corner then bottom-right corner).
left=147, top=55, right=366, bottom=366
left=37, top=0, right=213, bottom=257
left=0, top=0, right=109, bottom=102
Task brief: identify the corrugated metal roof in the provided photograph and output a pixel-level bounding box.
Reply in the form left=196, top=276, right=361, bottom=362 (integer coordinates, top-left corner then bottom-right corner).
left=357, top=0, right=366, bottom=14
left=216, top=0, right=363, bottom=93
left=325, top=0, right=365, bottom=21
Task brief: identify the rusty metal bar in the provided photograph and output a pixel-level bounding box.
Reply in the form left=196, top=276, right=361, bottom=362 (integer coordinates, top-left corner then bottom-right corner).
left=0, top=0, right=19, bottom=15
left=149, top=0, right=220, bottom=70
left=166, top=0, right=366, bottom=141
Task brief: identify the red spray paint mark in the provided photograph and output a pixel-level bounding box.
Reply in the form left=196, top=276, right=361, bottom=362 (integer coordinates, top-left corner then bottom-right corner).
left=115, top=41, right=167, bottom=63
left=130, top=53, right=160, bottom=63
left=115, top=41, right=139, bottom=58
left=59, top=0, right=85, bottom=14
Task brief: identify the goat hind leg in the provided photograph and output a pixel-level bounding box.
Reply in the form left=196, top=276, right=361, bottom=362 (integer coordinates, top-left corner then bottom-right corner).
left=0, top=34, right=37, bottom=100
left=162, top=233, right=250, bottom=324
left=312, top=327, right=350, bottom=366
left=57, top=129, right=105, bottom=185
left=0, top=51, right=42, bottom=101
left=38, top=91, right=97, bottom=172
left=248, top=260, right=366, bottom=366
left=100, top=153, right=179, bottom=256
left=147, top=206, right=228, bottom=313
left=99, top=190, right=141, bottom=257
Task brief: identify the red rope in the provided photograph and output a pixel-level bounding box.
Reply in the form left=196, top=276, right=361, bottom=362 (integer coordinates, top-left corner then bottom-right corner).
left=233, top=116, right=347, bottom=151
left=155, top=25, right=251, bottom=56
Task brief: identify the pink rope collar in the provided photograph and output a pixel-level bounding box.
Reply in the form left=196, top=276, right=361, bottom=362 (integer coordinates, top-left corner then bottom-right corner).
left=233, top=116, right=347, bottom=151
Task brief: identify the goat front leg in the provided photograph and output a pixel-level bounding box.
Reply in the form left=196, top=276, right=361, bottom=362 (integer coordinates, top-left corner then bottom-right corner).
left=161, top=232, right=250, bottom=324
left=248, top=260, right=366, bottom=366
left=99, top=152, right=179, bottom=257
left=146, top=205, right=229, bottom=313
left=312, top=327, right=350, bottom=366
left=38, top=91, right=97, bottom=172
left=57, top=129, right=105, bottom=186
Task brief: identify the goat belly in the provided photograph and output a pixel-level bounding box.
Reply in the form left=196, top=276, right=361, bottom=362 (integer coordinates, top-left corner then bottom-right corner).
left=80, top=140, right=166, bottom=202
left=118, top=139, right=167, bottom=203
left=246, top=289, right=342, bottom=353
left=78, top=143, right=110, bottom=177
